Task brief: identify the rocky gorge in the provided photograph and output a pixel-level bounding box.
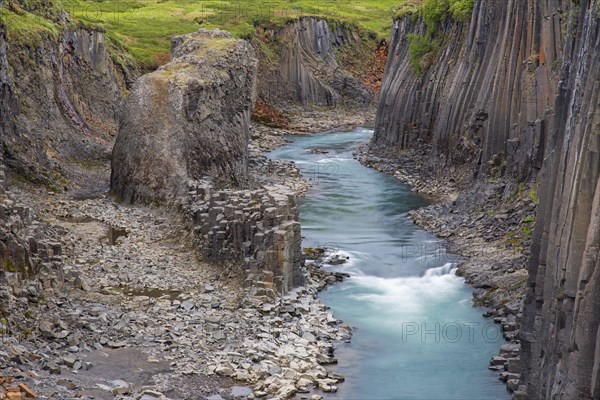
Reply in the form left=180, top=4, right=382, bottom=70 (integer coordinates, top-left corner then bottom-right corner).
left=1, top=0, right=600, bottom=399
left=0, top=8, right=366, bottom=397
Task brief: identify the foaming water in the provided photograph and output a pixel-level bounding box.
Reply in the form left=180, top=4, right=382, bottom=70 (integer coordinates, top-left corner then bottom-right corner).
left=268, top=128, right=508, bottom=400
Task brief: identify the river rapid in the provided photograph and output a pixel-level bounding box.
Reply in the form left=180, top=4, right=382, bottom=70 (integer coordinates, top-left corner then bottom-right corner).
left=268, top=128, right=509, bottom=400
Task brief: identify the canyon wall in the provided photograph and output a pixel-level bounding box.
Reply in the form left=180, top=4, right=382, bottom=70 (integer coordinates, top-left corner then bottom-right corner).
left=520, top=2, right=600, bottom=398
left=0, top=3, right=136, bottom=187
left=0, top=0, right=132, bottom=331
left=373, top=0, right=562, bottom=182
left=253, top=17, right=378, bottom=109
left=373, top=0, right=600, bottom=398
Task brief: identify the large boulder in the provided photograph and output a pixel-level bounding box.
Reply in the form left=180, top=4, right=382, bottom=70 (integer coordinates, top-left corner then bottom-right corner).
left=110, top=29, right=258, bottom=204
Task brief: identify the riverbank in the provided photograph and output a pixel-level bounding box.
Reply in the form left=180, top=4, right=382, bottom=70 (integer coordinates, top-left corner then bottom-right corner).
left=357, top=141, right=530, bottom=395
left=270, top=128, right=510, bottom=399
left=0, top=109, right=378, bottom=400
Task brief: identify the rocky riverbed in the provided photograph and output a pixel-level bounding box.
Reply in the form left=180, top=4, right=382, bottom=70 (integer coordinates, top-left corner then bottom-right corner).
left=251, top=108, right=375, bottom=152
left=2, top=111, right=528, bottom=399
left=0, top=121, right=372, bottom=399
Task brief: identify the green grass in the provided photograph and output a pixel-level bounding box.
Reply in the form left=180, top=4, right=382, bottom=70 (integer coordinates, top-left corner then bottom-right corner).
left=56, top=0, right=408, bottom=69
left=407, top=32, right=439, bottom=75
left=402, top=0, right=474, bottom=74
left=1, top=5, right=61, bottom=47
left=3, top=0, right=473, bottom=71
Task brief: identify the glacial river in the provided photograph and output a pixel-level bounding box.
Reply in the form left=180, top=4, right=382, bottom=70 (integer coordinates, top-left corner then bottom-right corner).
left=269, top=128, right=509, bottom=400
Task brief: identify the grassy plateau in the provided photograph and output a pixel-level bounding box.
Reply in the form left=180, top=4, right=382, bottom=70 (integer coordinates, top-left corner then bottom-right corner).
left=54, top=0, right=407, bottom=69
left=1, top=0, right=474, bottom=70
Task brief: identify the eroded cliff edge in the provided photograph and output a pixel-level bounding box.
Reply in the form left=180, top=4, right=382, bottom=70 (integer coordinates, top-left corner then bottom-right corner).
left=1, top=0, right=137, bottom=189
left=368, top=0, right=600, bottom=398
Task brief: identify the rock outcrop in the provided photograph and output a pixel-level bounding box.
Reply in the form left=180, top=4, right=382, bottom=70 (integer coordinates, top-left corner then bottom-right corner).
left=189, top=182, right=304, bottom=295
left=110, top=29, right=307, bottom=295
left=254, top=17, right=375, bottom=108
left=110, top=29, right=257, bottom=205
left=0, top=1, right=135, bottom=187
left=0, top=146, right=65, bottom=334
left=371, top=0, right=600, bottom=398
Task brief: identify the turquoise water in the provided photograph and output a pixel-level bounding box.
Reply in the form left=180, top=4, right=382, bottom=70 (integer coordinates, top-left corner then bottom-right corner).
left=268, top=128, right=508, bottom=400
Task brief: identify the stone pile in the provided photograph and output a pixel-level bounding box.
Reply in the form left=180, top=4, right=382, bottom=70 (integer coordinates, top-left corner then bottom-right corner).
left=188, top=182, right=304, bottom=296
left=0, top=195, right=351, bottom=399
left=0, top=376, right=37, bottom=399
left=0, top=160, right=65, bottom=326
left=485, top=302, right=525, bottom=396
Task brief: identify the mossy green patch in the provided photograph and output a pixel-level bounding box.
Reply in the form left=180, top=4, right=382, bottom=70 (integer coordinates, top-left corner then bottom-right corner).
left=407, top=32, right=440, bottom=75
left=400, top=0, right=475, bottom=74
left=59, top=0, right=406, bottom=69
left=529, top=184, right=539, bottom=205
left=1, top=7, right=60, bottom=47
left=3, top=258, right=17, bottom=273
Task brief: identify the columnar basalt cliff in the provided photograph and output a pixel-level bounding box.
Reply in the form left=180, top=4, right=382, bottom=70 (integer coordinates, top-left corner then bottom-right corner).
left=254, top=17, right=377, bottom=109
left=520, top=2, right=600, bottom=398
left=373, top=0, right=562, bottom=182
left=372, top=0, right=600, bottom=398
left=0, top=3, right=136, bottom=187
left=110, top=29, right=257, bottom=204
left=278, top=18, right=373, bottom=106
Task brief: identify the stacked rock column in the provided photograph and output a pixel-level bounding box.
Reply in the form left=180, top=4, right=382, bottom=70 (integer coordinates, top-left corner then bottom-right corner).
left=189, top=182, right=304, bottom=297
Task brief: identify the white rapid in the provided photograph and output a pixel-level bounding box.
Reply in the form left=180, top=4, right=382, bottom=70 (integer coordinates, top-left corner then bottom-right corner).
left=269, top=128, right=508, bottom=400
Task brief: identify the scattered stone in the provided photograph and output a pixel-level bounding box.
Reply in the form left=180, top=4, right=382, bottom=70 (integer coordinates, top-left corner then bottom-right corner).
left=61, top=356, right=76, bottom=367
left=180, top=300, right=194, bottom=311
left=111, top=380, right=131, bottom=395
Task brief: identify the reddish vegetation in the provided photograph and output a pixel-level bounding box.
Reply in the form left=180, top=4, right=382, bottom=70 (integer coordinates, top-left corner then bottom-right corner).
left=0, top=377, right=37, bottom=399
left=368, top=41, right=389, bottom=92
left=252, top=99, right=289, bottom=128
left=337, top=40, right=388, bottom=94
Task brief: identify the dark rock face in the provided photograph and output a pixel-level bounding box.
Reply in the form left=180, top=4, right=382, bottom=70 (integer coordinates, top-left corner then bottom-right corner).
left=110, top=29, right=258, bottom=205
left=374, top=0, right=600, bottom=398
left=279, top=18, right=372, bottom=106
left=521, top=2, right=600, bottom=398
left=255, top=17, right=373, bottom=108
left=0, top=25, right=135, bottom=186
left=0, top=144, right=65, bottom=323
left=374, top=0, right=561, bottom=181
